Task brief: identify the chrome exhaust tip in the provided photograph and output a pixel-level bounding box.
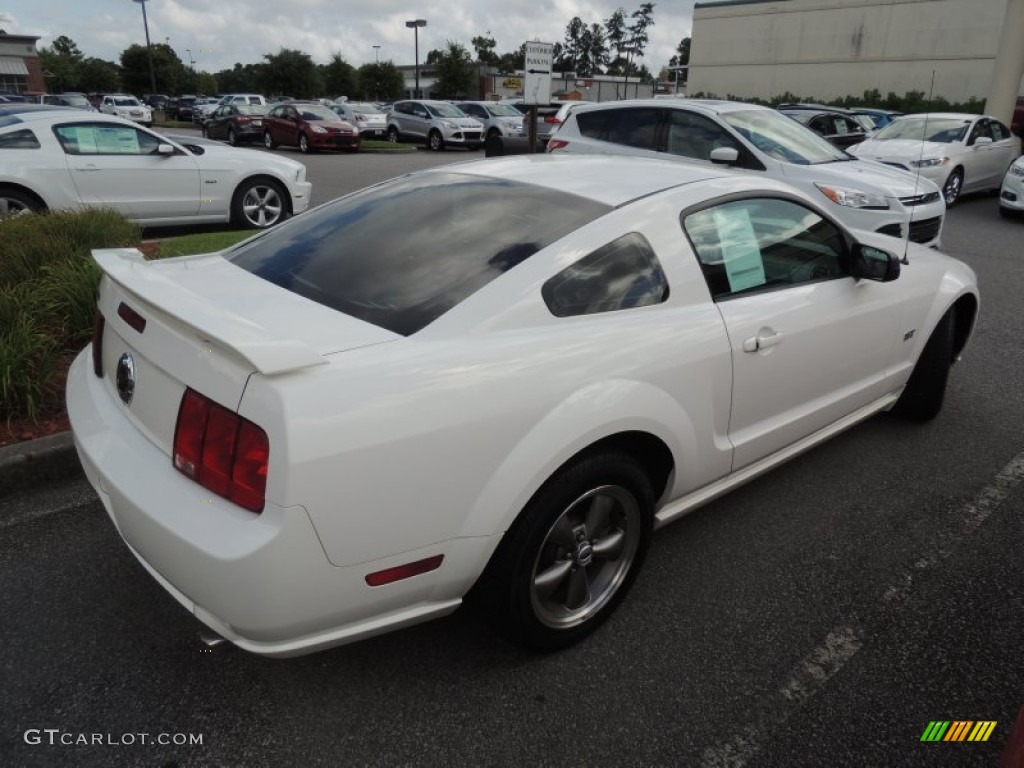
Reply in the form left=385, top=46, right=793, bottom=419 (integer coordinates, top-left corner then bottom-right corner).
left=199, top=630, right=228, bottom=647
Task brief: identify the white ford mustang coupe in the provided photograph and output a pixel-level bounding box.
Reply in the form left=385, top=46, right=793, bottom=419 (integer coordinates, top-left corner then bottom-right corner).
left=66, top=155, right=978, bottom=657
left=0, top=109, right=311, bottom=228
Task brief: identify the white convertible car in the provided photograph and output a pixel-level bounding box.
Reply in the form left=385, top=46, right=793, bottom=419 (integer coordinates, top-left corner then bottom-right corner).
left=0, top=108, right=311, bottom=228
left=66, top=156, right=979, bottom=656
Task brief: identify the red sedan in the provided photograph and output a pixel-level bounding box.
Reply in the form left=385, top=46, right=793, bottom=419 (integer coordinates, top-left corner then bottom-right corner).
left=263, top=101, right=360, bottom=153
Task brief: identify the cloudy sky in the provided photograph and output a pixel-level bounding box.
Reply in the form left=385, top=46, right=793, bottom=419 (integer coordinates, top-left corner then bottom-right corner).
left=2, top=1, right=696, bottom=74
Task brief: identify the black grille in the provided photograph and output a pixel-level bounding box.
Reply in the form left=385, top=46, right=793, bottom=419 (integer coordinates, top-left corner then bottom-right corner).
left=909, top=216, right=942, bottom=243
left=875, top=223, right=902, bottom=238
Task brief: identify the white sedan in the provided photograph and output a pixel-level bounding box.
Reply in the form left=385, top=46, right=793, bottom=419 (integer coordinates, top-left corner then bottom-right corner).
left=849, top=112, right=1021, bottom=206
left=0, top=110, right=311, bottom=228
left=1000, top=155, right=1024, bottom=218
left=66, top=155, right=978, bottom=657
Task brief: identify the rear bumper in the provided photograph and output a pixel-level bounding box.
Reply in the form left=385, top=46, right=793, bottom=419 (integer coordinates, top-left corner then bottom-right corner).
left=65, top=350, right=476, bottom=656
left=290, top=181, right=313, bottom=215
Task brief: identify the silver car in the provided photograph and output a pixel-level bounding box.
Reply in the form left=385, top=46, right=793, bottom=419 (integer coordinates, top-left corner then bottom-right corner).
left=454, top=101, right=524, bottom=140
left=549, top=99, right=948, bottom=247
left=330, top=102, right=388, bottom=138
left=386, top=100, right=483, bottom=151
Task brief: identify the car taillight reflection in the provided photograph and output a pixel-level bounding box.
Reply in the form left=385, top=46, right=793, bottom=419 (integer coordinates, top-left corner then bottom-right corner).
left=173, top=387, right=269, bottom=513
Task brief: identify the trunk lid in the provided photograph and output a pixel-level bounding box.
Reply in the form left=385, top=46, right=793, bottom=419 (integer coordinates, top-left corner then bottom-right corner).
left=92, top=248, right=398, bottom=456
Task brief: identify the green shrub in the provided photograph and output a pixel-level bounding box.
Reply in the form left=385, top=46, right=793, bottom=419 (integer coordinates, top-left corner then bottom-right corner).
left=0, top=209, right=141, bottom=421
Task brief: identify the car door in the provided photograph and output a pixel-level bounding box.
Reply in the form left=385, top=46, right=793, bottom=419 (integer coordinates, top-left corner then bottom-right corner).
left=964, top=119, right=1006, bottom=189
left=54, top=122, right=200, bottom=221
left=681, top=196, right=906, bottom=469
left=206, top=106, right=228, bottom=138
left=406, top=102, right=430, bottom=141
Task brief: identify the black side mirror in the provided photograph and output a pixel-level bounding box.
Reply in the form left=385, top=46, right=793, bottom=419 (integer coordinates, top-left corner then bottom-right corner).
left=852, top=243, right=900, bottom=282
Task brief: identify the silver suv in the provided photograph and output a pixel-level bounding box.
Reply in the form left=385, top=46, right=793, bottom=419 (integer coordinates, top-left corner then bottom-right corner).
left=454, top=101, right=524, bottom=140
left=549, top=99, right=946, bottom=247
left=386, top=100, right=484, bottom=151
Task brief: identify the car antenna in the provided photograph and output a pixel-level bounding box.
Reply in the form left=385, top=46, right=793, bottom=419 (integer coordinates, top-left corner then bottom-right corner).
left=906, top=69, right=936, bottom=265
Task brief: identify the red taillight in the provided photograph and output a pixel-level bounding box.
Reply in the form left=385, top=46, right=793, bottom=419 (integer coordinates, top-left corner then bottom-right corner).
left=92, top=310, right=105, bottom=377
left=365, top=555, right=444, bottom=587
left=173, top=388, right=268, bottom=513
left=547, top=139, right=569, bottom=152
left=543, top=116, right=563, bottom=124
left=237, top=116, right=251, bottom=125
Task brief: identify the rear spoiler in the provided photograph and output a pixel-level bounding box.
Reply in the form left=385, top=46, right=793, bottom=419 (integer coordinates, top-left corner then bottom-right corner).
left=93, top=248, right=328, bottom=375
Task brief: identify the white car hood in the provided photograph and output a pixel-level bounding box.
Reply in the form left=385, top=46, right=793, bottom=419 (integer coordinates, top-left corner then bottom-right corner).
left=781, top=156, right=940, bottom=197
left=849, top=138, right=952, bottom=164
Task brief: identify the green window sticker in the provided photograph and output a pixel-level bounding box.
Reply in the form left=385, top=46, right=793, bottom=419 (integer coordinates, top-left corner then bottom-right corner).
left=713, top=207, right=765, bottom=293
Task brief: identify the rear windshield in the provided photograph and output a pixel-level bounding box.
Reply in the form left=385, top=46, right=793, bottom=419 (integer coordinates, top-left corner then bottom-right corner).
left=227, top=171, right=611, bottom=335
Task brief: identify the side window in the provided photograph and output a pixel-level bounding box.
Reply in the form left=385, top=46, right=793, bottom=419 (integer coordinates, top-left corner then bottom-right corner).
left=576, top=109, right=611, bottom=139
left=542, top=233, right=669, bottom=317
left=665, top=110, right=740, bottom=162
left=808, top=116, right=831, bottom=136
left=968, top=119, right=992, bottom=144
left=54, top=124, right=160, bottom=156
left=991, top=121, right=1011, bottom=141
left=605, top=108, right=659, bottom=149
left=0, top=129, right=40, bottom=149
left=682, top=198, right=848, bottom=300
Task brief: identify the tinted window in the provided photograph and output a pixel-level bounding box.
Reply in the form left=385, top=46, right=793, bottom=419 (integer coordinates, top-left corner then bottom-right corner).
left=543, top=233, right=668, bottom=317
left=682, top=198, right=847, bottom=300
left=666, top=110, right=740, bottom=161
left=721, top=109, right=847, bottom=164
left=228, top=172, right=612, bottom=335
left=991, top=121, right=1011, bottom=140
left=575, top=107, right=659, bottom=150
left=0, top=129, right=39, bottom=148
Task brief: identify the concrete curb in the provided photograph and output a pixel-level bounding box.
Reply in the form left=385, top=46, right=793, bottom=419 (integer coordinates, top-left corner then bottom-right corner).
left=0, top=431, right=82, bottom=499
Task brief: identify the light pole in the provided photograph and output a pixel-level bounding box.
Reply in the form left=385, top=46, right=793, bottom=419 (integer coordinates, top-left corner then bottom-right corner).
left=405, top=19, right=426, bottom=98
left=373, top=44, right=381, bottom=64
left=132, top=0, right=158, bottom=96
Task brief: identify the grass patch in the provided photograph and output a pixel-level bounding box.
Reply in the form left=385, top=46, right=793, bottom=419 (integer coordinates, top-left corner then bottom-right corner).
left=154, top=229, right=255, bottom=258
left=0, top=209, right=141, bottom=422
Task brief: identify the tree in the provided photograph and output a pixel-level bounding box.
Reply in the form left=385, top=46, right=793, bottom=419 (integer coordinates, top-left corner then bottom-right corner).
left=77, top=57, right=120, bottom=93
left=120, top=43, right=185, bottom=95
left=357, top=61, right=405, bottom=101
left=321, top=52, right=357, bottom=99
left=668, top=36, right=690, bottom=86
left=261, top=48, right=322, bottom=99
left=39, top=34, right=85, bottom=92
left=472, top=35, right=498, bottom=66
left=604, top=8, right=628, bottom=75
left=559, top=17, right=586, bottom=75
left=431, top=41, right=474, bottom=99
left=495, top=43, right=527, bottom=75
left=626, top=2, right=656, bottom=80
left=215, top=63, right=264, bottom=94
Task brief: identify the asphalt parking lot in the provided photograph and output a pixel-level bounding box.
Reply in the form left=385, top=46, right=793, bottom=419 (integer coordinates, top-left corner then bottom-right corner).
left=2, top=144, right=1023, bottom=767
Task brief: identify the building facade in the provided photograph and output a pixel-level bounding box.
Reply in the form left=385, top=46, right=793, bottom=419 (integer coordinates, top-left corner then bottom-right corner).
left=688, top=0, right=1022, bottom=103
left=0, top=32, right=45, bottom=94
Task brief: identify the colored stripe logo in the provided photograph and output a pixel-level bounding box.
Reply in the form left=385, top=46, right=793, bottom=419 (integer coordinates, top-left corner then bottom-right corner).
left=921, top=721, right=997, bottom=742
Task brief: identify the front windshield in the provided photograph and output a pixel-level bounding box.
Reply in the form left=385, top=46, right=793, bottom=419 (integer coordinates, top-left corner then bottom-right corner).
left=63, top=95, right=91, bottom=107
left=427, top=103, right=466, bottom=118
left=352, top=105, right=381, bottom=115
left=872, top=117, right=970, bottom=143
left=114, top=98, right=141, bottom=107
left=238, top=105, right=269, bottom=116
left=722, top=109, right=848, bottom=165
left=298, top=105, right=342, bottom=122
left=487, top=104, right=522, bottom=117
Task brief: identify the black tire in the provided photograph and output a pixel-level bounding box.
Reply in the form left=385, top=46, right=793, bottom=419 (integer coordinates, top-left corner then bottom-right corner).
left=231, top=178, right=288, bottom=229
left=0, top=188, right=44, bottom=220
left=942, top=168, right=964, bottom=207
left=892, top=309, right=955, bottom=421
left=387, top=126, right=400, bottom=143
left=474, top=452, right=653, bottom=650
left=428, top=130, right=444, bottom=151
left=227, top=128, right=238, bottom=147
left=263, top=131, right=276, bottom=150
left=298, top=133, right=311, bottom=154
left=200, top=124, right=209, bottom=138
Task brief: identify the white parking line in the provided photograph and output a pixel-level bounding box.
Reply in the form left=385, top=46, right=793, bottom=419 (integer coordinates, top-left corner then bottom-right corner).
left=699, top=449, right=1024, bottom=768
